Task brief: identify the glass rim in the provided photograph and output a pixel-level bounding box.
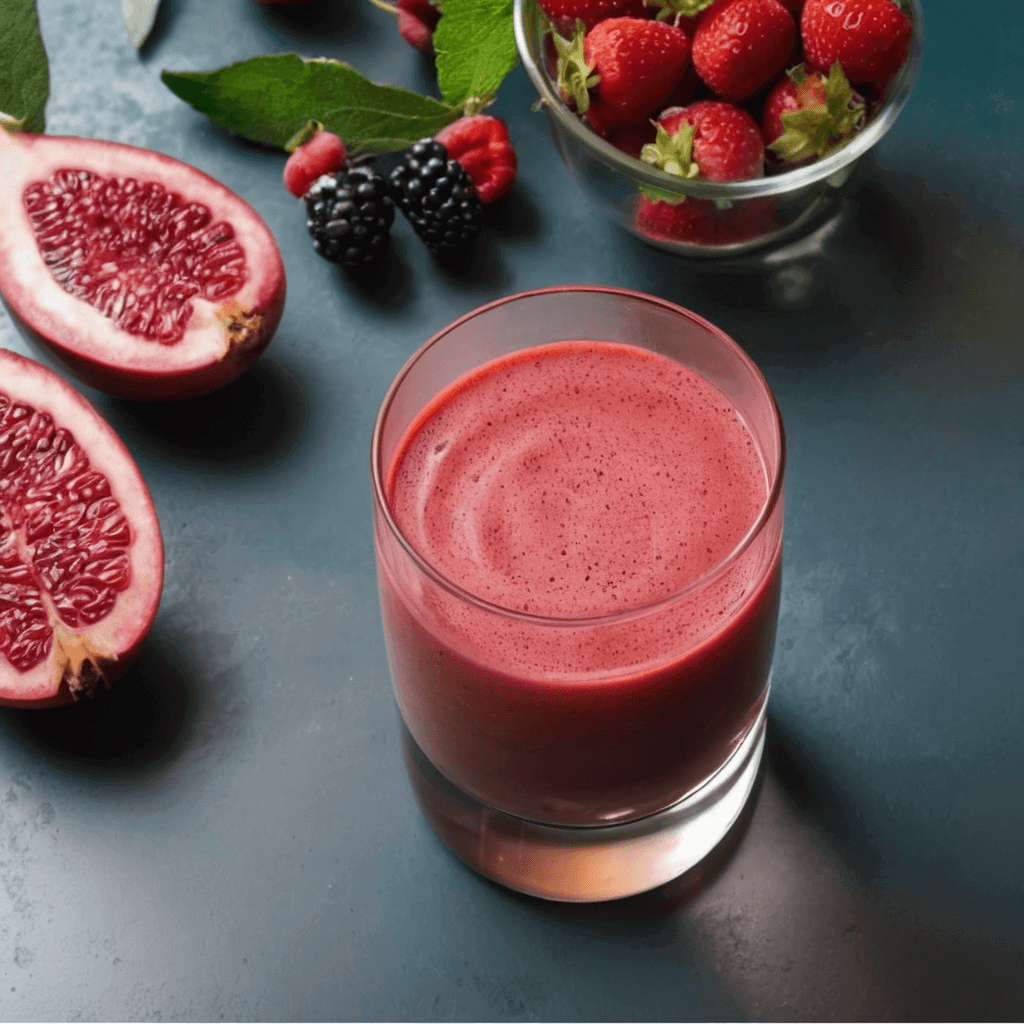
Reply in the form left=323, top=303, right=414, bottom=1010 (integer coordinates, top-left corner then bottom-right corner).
left=371, top=286, right=786, bottom=628
left=512, top=0, right=925, bottom=202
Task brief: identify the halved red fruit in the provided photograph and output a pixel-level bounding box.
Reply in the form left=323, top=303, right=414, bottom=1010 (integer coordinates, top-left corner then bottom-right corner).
left=0, top=348, right=164, bottom=708
left=0, top=131, right=286, bottom=402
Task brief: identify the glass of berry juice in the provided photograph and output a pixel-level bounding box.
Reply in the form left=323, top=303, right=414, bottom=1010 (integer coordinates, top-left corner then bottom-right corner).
left=372, top=287, right=785, bottom=902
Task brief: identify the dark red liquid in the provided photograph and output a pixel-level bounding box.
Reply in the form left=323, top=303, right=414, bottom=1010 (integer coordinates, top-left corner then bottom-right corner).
left=377, top=341, right=782, bottom=825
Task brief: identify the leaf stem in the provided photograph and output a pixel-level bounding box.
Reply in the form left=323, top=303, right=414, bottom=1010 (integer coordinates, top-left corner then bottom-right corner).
left=365, top=0, right=400, bottom=15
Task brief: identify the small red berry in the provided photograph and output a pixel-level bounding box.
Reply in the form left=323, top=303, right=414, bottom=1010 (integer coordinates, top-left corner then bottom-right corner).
left=636, top=192, right=720, bottom=245
left=635, top=193, right=776, bottom=246
left=283, top=125, right=348, bottom=198
left=692, top=0, right=797, bottom=101
left=801, top=0, right=912, bottom=90
left=762, top=62, right=865, bottom=165
left=434, top=116, right=518, bottom=204
left=556, top=17, right=693, bottom=135
left=635, top=99, right=770, bottom=243
left=397, top=0, right=442, bottom=54
left=647, top=100, right=765, bottom=181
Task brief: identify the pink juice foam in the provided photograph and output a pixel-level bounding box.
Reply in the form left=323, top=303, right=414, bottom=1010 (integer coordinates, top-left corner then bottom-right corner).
left=378, top=340, right=782, bottom=825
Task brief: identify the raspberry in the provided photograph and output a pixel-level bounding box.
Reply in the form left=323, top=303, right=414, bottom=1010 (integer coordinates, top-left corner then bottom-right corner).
left=304, top=164, right=395, bottom=268
left=388, top=140, right=482, bottom=252
left=283, top=124, right=347, bottom=198
left=397, top=0, right=442, bottom=53
left=433, top=116, right=517, bottom=204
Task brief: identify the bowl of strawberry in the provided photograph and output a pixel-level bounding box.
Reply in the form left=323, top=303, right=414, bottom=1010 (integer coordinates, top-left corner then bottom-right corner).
left=514, top=0, right=923, bottom=256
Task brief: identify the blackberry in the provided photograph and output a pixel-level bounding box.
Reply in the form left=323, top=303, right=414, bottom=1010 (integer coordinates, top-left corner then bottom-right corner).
left=388, top=139, right=482, bottom=252
left=304, top=164, right=394, bottom=268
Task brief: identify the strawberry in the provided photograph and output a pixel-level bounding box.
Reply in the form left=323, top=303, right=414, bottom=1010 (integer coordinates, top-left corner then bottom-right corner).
left=691, top=0, right=797, bottom=101
left=434, top=115, right=518, bottom=204
left=800, top=0, right=912, bottom=91
left=556, top=17, right=692, bottom=134
left=762, top=62, right=865, bottom=165
left=636, top=100, right=767, bottom=245
left=538, top=0, right=649, bottom=36
left=636, top=192, right=721, bottom=245
left=643, top=100, right=765, bottom=181
left=635, top=192, right=775, bottom=246
left=396, top=0, right=441, bottom=54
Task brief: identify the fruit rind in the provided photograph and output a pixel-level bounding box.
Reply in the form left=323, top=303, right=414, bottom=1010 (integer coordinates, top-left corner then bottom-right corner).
left=0, top=132, right=286, bottom=402
left=0, top=348, right=164, bottom=709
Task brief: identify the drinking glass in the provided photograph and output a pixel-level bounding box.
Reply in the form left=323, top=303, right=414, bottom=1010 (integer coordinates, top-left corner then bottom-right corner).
left=372, top=286, right=785, bottom=901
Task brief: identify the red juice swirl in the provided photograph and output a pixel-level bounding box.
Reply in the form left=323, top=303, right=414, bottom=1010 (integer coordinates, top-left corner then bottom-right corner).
left=378, top=340, right=782, bottom=825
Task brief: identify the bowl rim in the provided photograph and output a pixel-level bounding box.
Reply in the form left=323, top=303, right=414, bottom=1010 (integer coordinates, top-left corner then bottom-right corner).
left=512, top=0, right=924, bottom=201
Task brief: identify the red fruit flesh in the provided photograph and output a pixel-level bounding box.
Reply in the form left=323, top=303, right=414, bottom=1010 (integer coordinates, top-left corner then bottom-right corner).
left=0, top=133, right=286, bottom=402
left=283, top=130, right=348, bottom=198
left=0, top=348, right=163, bottom=709
left=434, top=116, right=517, bottom=204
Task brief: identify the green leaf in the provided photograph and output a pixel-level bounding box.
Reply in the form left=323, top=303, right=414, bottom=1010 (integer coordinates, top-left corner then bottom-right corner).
left=162, top=54, right=461, bottom=154
left=434, top=0, right=519, bottom=111
left=0, top=0, right=49, bottom=133
left=122, top=0, right=161, bottom=49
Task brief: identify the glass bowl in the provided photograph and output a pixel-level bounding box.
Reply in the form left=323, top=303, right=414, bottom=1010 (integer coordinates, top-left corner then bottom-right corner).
left=513, top=0, right=924, bottom=258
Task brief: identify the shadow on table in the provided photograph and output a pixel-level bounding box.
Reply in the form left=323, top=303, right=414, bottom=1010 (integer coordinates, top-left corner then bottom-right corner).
left=623, top=141, right=1024, bottom=382
left=477, top=720, right=1023, bottom=1021
left=624, top=160, right=925, bottom=332
left=0, top=619, right=208, bottom=787
left=249, top=0, right=373, bottom=47
left=422, top=186, right=546, bottom=296
left=101, top=353, right=310, bottom=475
left=686, top=724, right=1024, bottom=1022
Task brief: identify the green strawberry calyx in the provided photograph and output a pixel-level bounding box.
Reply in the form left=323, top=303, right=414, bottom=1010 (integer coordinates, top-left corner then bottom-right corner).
left=638, top=122, right=701, bottom=204
left=554, top=20, right=599, bottom=115
left=769, top=61, right=867, bottom=164
left=642, top=122, right=701, bottom=177
left=643, top=0, right=716, bottom=25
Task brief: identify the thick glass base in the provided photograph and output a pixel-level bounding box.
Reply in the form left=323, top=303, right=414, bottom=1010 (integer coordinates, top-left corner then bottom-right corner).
left=401, top=697, right=768, bottom=903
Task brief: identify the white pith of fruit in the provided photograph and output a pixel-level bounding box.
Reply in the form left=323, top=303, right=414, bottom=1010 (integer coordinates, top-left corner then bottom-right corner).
left=0, top=131, right=284, bottom=377
left=0, top=349, right=164, bottom=704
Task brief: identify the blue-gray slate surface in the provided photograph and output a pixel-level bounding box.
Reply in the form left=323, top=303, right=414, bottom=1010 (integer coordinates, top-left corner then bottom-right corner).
left=0, top=0, right=1020, bottom=1020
